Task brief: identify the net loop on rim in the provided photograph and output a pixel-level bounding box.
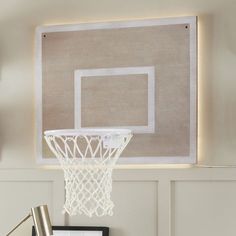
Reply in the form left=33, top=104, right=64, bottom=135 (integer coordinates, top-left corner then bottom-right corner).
left=44, top=129, right=132, bottom=217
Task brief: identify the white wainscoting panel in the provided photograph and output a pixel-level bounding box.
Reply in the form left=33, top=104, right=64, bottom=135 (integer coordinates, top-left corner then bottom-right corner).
left=172, top=181, right=236, bottom=236
left=0, top=170, right=64, bottom=236
left=68, top=181, right=157, bottom=236
left=1, top=168, right=236, bottom=236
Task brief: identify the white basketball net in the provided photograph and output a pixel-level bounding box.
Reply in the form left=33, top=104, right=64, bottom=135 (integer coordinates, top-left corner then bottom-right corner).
left=44, top=129, right=132, bottom=217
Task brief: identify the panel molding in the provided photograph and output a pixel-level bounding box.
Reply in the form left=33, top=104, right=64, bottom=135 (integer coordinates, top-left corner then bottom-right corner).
left=113, top=167, right=236, bottom=236
left=1, top=167, right=236, bottom=236
left=0, top=169, right=65, bottom=226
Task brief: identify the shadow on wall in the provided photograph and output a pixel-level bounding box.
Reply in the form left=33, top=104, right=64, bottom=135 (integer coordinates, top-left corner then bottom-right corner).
left=0, top=52, right=2, bottom=158
left=110, top=228, right=126, bottom=236
left=0, top=102, right=3, bottom=159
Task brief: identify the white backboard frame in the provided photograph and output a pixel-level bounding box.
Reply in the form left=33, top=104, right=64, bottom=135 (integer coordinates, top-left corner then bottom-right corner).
left=74, top=66, right=155, bottom=133
left=35, top=16, right=197, bottom=165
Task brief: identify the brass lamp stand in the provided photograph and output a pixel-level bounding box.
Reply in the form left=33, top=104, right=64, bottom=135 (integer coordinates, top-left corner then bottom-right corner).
left=6, top=205, right=53, bottom=236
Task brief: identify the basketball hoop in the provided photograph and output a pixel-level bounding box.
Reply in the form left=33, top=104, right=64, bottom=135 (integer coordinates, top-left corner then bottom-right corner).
left=44, top=129, right=132, bottom=217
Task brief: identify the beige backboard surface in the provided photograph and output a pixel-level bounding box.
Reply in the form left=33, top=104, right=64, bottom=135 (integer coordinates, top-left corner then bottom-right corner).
left=35, top=16, right=197, bottom=164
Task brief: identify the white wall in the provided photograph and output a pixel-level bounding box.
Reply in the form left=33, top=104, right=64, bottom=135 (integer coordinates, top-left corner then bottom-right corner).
left=1, top=0, right=236, bottom=235
left=0, top=0, right=236, bottom=167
